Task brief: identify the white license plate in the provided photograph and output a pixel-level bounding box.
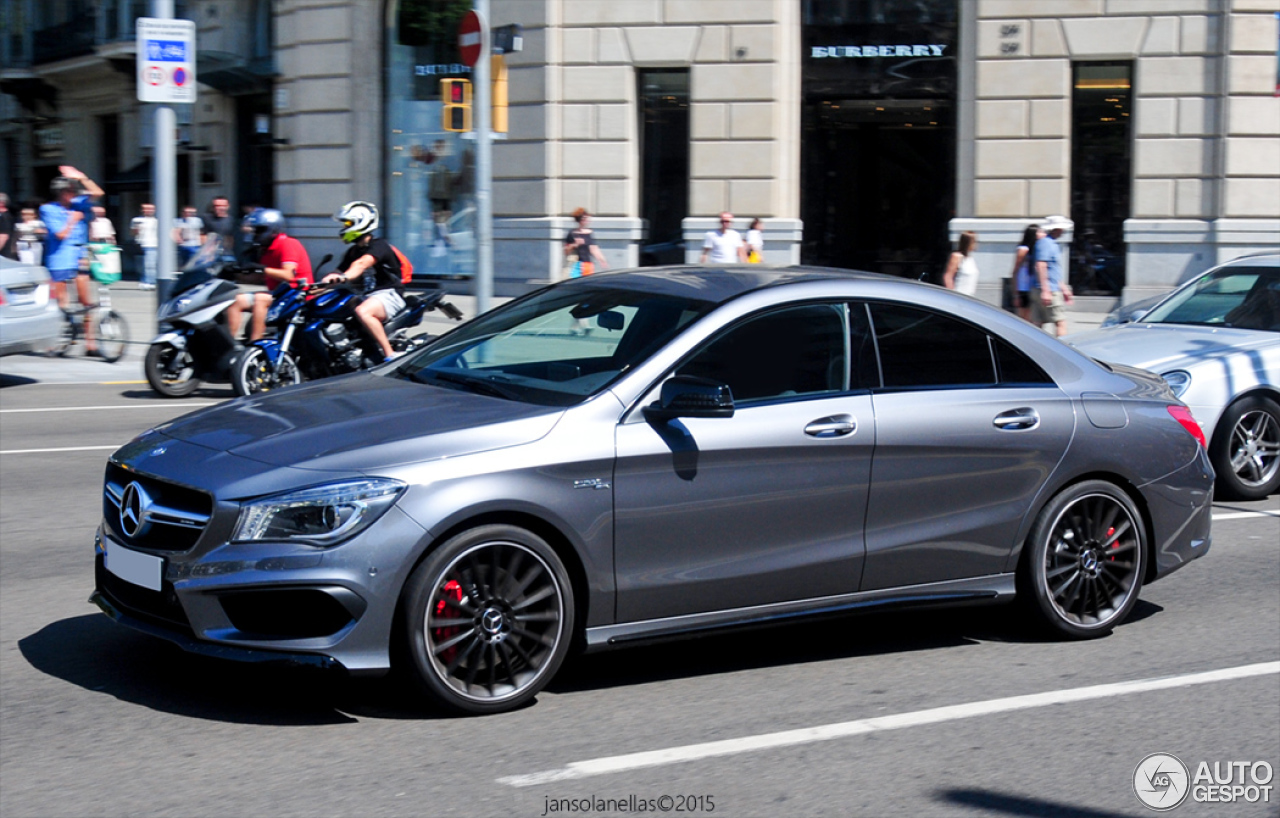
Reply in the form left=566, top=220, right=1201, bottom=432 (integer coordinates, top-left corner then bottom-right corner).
left=105, top=540, right=163, bottom=591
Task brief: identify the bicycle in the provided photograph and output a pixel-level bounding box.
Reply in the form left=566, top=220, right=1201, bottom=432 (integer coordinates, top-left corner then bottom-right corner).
left=50, top=244, right=130, bottom=363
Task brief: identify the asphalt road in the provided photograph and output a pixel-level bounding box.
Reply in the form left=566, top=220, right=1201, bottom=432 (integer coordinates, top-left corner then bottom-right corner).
left=0, top=375, right=1276, bottom=818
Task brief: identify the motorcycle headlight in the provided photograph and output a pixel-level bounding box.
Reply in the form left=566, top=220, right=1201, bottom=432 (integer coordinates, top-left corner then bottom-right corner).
left=1161, top=370, right=1192, bottom=398
left=232, top=478, right=406, bottom=546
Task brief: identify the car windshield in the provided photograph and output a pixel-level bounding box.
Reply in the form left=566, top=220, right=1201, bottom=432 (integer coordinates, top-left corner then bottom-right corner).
left=388, top=282, right=716, bottom=406
left=1141, top=267, right=1280, bottom=332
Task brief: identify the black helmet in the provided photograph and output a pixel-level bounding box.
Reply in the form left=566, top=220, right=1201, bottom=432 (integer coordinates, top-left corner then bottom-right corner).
left=243, top=207, right=287, bottom=249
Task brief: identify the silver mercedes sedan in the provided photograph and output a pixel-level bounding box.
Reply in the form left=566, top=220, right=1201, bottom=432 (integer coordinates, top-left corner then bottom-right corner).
left=93, top=267, right=1213, bottom=714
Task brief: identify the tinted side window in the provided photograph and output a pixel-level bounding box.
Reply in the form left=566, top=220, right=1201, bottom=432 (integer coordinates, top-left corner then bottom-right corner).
left=678, top=304, right=846, bottom=403
left=994, top=338, right=1055, bottom=385
left=868, top=303, right=996, bottom=388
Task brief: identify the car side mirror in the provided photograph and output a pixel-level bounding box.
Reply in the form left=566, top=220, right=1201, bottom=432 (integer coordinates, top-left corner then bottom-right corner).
left=644, top=376, right=735, bottom=422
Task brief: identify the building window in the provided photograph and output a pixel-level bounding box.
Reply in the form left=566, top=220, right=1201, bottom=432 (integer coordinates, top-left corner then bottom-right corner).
left=637, top=69, right=689, bottom=266
left=1071, top=62, right=1132, bottom=296
left=385, top=0, right=476, bottom=280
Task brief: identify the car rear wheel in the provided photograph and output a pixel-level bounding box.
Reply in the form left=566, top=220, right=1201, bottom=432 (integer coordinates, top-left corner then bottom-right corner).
left=400, top=525, right=574, bottom=714
left=1210, top=396, right=1280, bottom=501
left=1020, top=480, right=1145, bottom=639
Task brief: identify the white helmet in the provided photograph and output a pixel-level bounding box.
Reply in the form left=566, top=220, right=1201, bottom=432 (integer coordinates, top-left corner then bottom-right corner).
left=334, top=200, right=379, bottom=243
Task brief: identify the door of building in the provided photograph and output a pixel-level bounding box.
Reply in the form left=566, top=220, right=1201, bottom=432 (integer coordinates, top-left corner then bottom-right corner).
left=801, top=100, right=954, bottom=279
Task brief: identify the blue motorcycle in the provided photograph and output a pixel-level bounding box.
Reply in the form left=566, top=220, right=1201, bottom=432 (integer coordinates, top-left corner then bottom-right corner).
left=231, top=272, right=462, bottom=396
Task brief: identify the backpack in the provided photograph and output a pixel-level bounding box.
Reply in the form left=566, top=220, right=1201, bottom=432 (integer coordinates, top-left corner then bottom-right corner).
left=391, top=244, right=414, bottom=285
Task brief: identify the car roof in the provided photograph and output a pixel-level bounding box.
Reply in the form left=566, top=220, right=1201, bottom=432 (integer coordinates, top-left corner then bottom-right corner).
left=566, top=264, right=913, bottom=306
left=1215, top=253, right=1280, bottom=270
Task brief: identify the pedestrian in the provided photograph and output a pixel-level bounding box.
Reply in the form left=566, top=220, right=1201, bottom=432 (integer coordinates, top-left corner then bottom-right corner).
left=563, top=207, right=607, bottom=278
left=1009, top=224, right=1042, bottom=322
left=745, top=218, right=764, bottom=263
left=41, top=167, right=104, bottom=354
left=943, top=230, right=980, bottom=296
left=0, top=193, right=15, bottom=260
left=1032, top=215, right=1074, bottom=337
left=172, top=204, right=204, bottom=265
left=202, top=195, right=236, bottom=257
left=89, top=206, right=116, bottom=245
left=130, top=202, right=158, bottom=289
left=14, top=206, right=45, bottom=265
left=700, top=212, right=748, bottom=264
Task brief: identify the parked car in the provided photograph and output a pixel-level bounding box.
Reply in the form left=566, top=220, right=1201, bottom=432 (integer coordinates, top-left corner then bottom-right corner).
left=0, top=257, right=64, bottom=357
left=1068, top=254, right=1280, bottom=499
left=93, top=266, right=1213, bottom=714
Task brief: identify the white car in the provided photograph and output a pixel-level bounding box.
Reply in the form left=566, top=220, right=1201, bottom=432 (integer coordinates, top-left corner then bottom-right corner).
left=0, top=257, right=64, bottom=357
left=1067, top=254, right=1280, bottom=499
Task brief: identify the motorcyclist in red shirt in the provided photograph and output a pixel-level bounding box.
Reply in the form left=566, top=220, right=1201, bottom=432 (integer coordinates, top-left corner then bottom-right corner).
left=225, top=208, right=313, bottom=342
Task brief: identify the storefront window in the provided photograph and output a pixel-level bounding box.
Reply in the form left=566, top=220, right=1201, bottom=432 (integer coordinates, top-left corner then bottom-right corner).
left=385, top=0, right=476, bottom=279
left=1071, top=62, right=1131, bottom=296
left=800, top=1, right=957, bottom=278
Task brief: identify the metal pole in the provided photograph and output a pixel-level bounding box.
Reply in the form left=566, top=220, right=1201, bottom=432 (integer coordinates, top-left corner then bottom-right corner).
left=152, top=0, right=177, bottom=306
left=474, top=0, right=492, bottom=315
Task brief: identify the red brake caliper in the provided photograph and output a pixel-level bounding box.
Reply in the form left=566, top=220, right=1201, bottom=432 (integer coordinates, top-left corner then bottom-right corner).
left=433, top=579, right=465, bottom=665
left=1106, top=527, right=1118, bottom=560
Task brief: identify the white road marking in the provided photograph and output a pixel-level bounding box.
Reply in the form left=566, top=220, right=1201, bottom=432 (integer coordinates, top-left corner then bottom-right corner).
left=1212, top=511, right=1279, bottom=521
left=0, top=445, right=120, bottom=455
left=0, top=402, right=218, bottom=414
left=498, top=661, right=1280, bottom=787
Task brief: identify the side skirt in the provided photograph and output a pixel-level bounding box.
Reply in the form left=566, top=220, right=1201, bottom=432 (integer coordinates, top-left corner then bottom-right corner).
left=584, top=574, right=1017, bottom=652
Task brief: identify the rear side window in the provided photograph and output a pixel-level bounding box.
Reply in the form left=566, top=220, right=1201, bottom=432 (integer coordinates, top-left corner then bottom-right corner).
left=994, top=338, right=1054, bottom=384
left=868, top=303, right=996, bottom=388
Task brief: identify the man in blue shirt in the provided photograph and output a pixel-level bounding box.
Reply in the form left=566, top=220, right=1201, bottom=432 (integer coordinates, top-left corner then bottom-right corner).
left=1032, top=214, right=1075, bottom=337
left=40, top=166, right=104, bottom=354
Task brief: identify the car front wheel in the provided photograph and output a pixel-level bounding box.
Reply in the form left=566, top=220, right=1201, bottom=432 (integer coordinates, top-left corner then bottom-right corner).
left=1020, top=480, right=1146, bottom=639
left=1210, top=396, right=1280, bottom=501
left=400, top=525, right=574, bottom=714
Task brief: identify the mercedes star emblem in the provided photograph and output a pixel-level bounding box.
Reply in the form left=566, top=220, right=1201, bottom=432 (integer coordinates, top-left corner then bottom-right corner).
left=119, top=482, right=154, bottom=538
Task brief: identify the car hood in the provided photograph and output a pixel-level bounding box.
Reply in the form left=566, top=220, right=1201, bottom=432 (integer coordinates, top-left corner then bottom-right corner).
left=1066, top=323, right=1277, bottom=374
left=153, top=372, right=565, bottom=470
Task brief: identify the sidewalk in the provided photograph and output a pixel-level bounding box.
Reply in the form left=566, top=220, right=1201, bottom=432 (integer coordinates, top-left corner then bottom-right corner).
left=1, top=280, right=1106, bottom=386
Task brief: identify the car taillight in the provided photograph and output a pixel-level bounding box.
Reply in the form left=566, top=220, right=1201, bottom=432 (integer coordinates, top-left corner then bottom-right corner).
left=1167, top=405, right=1206, bottom=448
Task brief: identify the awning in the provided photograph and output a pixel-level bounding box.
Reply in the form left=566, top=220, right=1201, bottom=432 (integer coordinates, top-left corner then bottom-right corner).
left=197, top=51, right=276, bottom=96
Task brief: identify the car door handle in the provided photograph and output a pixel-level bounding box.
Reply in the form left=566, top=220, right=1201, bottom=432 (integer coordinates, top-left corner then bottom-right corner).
left=994, top=408, right=1040, bottom=431
left=805, top=415, right=856, bottom=438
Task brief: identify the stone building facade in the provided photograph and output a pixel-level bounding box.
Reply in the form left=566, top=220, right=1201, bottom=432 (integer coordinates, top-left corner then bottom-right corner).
left=4, top=0, right=1277, bottom=304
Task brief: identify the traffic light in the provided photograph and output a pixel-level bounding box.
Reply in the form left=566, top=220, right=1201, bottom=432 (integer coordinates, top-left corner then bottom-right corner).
left=441, top=78, right=472, bottom=132
left=491, top=55, right=508, bottom=134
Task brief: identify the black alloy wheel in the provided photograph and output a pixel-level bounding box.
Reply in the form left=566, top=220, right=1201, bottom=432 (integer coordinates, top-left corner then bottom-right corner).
left=233, top=347, right=302, bottom=396
left=1211, top=396, right=1280, bottom=500
left=401, top=525, right=574, bottom=714
left=1022, top=480, right=1146, bottom=639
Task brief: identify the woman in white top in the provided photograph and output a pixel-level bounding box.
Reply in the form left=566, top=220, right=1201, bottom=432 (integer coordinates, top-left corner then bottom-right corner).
left=943, top=230, right=979, bottom=296
left=1009, top=224, right=1043, bottom=322
left=745, top=218, right=763, bottom=263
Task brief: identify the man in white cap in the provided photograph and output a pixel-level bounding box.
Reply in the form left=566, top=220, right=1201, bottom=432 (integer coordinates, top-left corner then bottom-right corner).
left=1032, top=215, right=1074, bottom=337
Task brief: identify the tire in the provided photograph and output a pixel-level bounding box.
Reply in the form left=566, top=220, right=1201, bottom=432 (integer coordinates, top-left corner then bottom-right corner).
left=233, top=346, right=302, bottom=397
left=400, top=525, right=575, bottom=714
left=144, top=341, right=201, bottom=397
left=49, top=311, right=76, bottom=358
left=1209, top=396, right=1280, bottom=501
left=95, top=310, right=130, bottom=363
left=1019, top=480, right=1146, bottom=639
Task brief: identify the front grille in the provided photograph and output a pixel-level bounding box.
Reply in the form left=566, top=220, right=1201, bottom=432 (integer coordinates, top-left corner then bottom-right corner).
left=96, top=555, right=191, bottom=632
left=104, top=463, right=212, bottom=553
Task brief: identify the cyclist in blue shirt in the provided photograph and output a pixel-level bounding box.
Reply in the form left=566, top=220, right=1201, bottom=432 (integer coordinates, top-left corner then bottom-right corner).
left=40, top=166, right=104, bottom=354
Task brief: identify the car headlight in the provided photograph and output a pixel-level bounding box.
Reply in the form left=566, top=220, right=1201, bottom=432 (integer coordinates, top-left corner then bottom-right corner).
left=1161, top=370, right=1192, bottom=398
left=232, top=478, right=406, bottom=546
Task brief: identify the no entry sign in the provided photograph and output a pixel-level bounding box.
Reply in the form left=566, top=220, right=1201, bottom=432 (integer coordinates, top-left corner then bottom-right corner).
left=458, top=10, right=484, bottom=67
